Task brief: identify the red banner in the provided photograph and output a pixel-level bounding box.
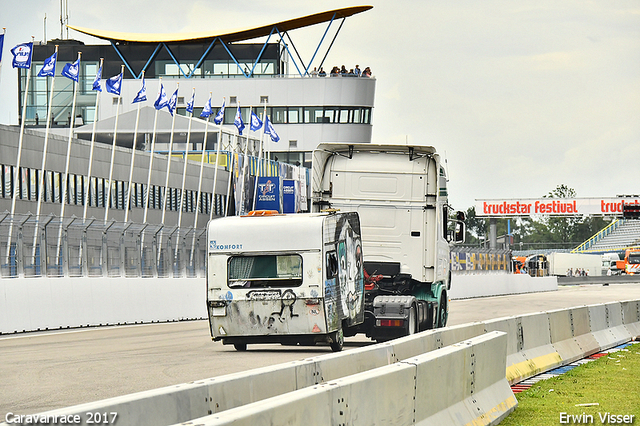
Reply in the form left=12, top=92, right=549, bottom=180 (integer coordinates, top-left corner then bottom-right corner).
left=475, top=198, right=640, bottom=217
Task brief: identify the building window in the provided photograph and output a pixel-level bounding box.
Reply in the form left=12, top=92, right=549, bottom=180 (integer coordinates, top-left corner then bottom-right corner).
left=260, top=96, right=269, bottom=104
left=288, top=107, right=302, bottom=123
left=272, top=107, right=287, bottom=124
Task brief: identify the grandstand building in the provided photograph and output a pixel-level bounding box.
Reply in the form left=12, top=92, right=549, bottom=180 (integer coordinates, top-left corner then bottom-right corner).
left=16, top=6, right=375, bottom=168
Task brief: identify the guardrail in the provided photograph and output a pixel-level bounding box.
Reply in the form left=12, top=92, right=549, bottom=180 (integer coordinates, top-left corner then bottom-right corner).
left=191, top=332, right=515, bottom=426
left=8, top=300, right=639, bottom=426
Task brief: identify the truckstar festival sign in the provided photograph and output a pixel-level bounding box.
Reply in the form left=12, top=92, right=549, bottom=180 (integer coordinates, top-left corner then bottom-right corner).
left=476, top=198, right=640, bottom=217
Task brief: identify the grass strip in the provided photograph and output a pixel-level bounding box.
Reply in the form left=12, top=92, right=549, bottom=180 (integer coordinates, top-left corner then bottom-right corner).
left=500, top=342, right=640, bottom=425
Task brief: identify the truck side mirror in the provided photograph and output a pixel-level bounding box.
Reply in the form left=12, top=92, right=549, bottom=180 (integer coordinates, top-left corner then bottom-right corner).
left=448, top=211, right=465, bottom=244
left=454, top=221, right=466, bottom=243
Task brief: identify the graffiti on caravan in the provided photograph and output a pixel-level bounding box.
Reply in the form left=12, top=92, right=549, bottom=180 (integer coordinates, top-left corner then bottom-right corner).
left=476, top=198, right=640, bottom=217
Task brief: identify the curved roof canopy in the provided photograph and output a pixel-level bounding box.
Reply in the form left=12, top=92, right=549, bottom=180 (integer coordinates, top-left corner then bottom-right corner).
left=68, top=6, right=372, bottom=44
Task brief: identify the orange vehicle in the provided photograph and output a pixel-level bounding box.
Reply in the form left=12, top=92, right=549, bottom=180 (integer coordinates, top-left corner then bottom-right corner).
left=512, top=256, right=527, bottom=274
left=620, top=248, right=640, bottom=275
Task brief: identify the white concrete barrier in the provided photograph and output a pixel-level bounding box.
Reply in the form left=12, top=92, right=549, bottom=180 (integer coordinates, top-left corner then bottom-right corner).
left=483, top=301, right=639, bottom=385
left=449, top=273, right=557, bottom=299
left=484, top=313, right=563, bottom=384
left=0, top=277, right=207, bottom=334
left=182, top=332, right=516, bottom=426
left=621, top=300, right=640, bottom=338
left=1, top=274, right=558, bottom=335
left=8, top=301, right=639, bottom=426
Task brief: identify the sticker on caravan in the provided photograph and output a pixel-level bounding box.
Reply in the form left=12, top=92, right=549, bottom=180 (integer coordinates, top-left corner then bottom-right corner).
left=209, top=240, right=243, bottom=251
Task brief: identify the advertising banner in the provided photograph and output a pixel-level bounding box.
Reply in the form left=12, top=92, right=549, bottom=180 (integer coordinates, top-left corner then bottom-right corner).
left=283, top=180, right=297, bottom=213
left=255, top=176, right=281, bottom=212
left=476, top=198, right=640, bottom=217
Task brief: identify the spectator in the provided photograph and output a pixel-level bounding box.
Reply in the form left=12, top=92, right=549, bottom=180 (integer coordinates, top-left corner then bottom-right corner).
left=354, top=65, right=361, bottom=77
left=310, top=67, right=318, bottom=77
left=330, top=66, right=339, bottom=77
left=35, top=113, right=39, bottom=125
left=318, top=67, right=326, bottom=77
left=348, top=69, right=356, bottom=77
left=340, top=65, right=348, bottom=76
left=362, top=67, right=372, bottom=77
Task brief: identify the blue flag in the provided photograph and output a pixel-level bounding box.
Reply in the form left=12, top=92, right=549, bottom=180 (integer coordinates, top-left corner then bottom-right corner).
left=200, top=95, right=212, bottom=118
left=11, top=42, right=33, bottom=69
left=62, top=57, right=80, bottom=82
left=213, top=100, right=225, bottom=125
left=106, top=72, right=123, bottom=95
left=92, top=64, right=102, bottom=92
left=154, top=83, right=169, bottom=110
left=0, top=34, right=4, bottom=66
left=167, top=88, right=178, bottom=116
left=37, top=51, right=57, bottom=77
left=250, top=111, right=263, bottom=132
left=186, top=90, right=195, bottom=114
left=264, top=115, right=280, bottom=142
left=234, top=105, right=245, bottom=135
left=132, top=77, right=147, bottom=103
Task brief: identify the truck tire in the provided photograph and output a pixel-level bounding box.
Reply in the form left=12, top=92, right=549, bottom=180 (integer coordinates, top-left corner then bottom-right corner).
left=408, top=305, right=417, bottom=335
left=329, top=327, right=344, bottom=352
left=436, top=293, right=448, bottom=328
left=234, top=343, right=247, bottom=351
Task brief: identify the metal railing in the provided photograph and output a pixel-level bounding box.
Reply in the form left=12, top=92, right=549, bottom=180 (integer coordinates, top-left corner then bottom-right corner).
left=0, top=213, right=207, bottom=279
left=572, top=219, right=621, bottom=253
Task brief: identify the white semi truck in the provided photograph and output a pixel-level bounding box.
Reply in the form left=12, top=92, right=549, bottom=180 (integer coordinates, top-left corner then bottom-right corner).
left=311, top=143, right=465, bottom=341
left=206, top=143, right=464, bottom=351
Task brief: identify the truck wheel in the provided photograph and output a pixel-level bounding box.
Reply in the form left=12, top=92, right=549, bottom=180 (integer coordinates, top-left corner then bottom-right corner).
left=437, top=294, right=448, bottom=328
left=234, top=343, right=247, bottom=351
left=329, top=328, right=344, bottom=352
left=408, top=305, right=417, bottom=335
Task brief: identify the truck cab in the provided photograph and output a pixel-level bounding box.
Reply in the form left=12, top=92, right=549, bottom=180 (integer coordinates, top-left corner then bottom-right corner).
left=624, top=248, right=640, bottom=275
left=312, top=143, right=465, bottom=339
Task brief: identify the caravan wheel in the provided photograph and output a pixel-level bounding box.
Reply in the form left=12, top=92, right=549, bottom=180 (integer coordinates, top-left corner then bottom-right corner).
left=329, top=328, right=344, bottom=352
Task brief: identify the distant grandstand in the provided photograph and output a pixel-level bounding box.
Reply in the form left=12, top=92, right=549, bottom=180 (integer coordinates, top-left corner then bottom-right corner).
left=573, top=219, right=640, bottom=254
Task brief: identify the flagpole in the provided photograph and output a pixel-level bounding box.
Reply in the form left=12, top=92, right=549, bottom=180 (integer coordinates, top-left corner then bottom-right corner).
left=209, top=98, right=225, bottom=221
left=160, top=83, right=179, bottom=227
left=103, top=65, right=125, bottom=223
left=224, top=135, right=236, bottom=217
left=56, top=51, right=82, bottom=267
left=158, top=83, right=179, bottom=255
left=143, top=77, right=163, bottom=224
left=239, top=106, right=252, bottom=215
left=176, top=88, right=195, bottom=265
left=82, top=58, right=103, bottom=223
left=124, top=70, right=145, bottom=223
left=177, top=88, right=195, bottom=229
left=252, top=104, right=267, bottom=211
left=32, top=45, right=59, bottom=262
left=0, top=29, right=6, bottom=85
left=190, top=93, right=212, bottom=267
left=6, top=37, right=34, bottom=267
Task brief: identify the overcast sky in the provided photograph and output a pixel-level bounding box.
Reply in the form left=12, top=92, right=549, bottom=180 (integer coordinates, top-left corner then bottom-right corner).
left=1, top=0, right=638, bottom=210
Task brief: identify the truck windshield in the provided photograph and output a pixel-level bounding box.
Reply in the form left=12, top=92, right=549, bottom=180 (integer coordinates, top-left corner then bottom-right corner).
left=228, top=254, right=303, bottom=288
left=629, top=254, right=640, bottom=264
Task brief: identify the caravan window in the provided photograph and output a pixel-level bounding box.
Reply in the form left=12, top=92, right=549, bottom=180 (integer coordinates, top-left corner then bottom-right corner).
left=228, top=254, right=303, bottom=288
left=326, top=251, right=338, bottom=279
